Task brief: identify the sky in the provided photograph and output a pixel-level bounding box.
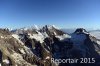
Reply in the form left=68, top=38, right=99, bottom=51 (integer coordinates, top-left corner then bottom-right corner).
left=0, top=0, right=100, bottom=29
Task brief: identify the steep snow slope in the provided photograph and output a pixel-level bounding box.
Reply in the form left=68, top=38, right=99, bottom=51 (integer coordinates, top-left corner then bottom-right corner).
left=12, top=34, right=24, bottom=45
left=28, top=32, right=44, bottom=43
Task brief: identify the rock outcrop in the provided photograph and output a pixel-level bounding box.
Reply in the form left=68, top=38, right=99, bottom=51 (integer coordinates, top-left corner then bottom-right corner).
left=0, top=26, right=99, bottom=66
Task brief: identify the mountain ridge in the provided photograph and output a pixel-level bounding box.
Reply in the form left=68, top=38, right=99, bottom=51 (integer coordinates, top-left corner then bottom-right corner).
left=0, top=25, right=99, bottom=66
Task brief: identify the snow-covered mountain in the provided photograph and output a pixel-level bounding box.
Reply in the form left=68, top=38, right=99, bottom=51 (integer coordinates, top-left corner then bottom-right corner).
left=0, top=26, right=100, bottom=66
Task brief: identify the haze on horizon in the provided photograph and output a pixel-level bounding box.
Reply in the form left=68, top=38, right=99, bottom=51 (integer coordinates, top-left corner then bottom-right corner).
left=0, top=0, right=100, bottom=29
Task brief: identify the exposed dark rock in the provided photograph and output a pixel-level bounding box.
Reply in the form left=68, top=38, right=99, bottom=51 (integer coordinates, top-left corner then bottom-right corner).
left=0, top=27, right=100, bottom=66
left=74, top=28, right=87, bottom=34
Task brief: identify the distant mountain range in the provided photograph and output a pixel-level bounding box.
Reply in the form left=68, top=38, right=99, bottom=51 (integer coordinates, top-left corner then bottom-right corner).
left=0, top=25, right=100, bottom=66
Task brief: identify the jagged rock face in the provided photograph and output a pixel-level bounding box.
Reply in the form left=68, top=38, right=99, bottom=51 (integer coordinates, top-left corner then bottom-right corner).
left=10, top=26, right=71, bottom=66
left=40, top=25, right=65, bottom=37
left=0, top=29, right=39, bottom=66
left=0, top=27, right=100, bottom=66
left=16, top=33, right=52, bottom=66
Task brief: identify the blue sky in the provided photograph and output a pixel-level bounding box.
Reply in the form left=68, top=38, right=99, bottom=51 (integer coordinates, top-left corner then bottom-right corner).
left=0, top=0, right=100, bottom=29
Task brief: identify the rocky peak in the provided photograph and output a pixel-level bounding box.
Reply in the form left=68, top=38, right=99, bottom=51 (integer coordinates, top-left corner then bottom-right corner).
left=40, top=25, right=65, bottom=36
left=74, top=28, right=88, bottom=34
